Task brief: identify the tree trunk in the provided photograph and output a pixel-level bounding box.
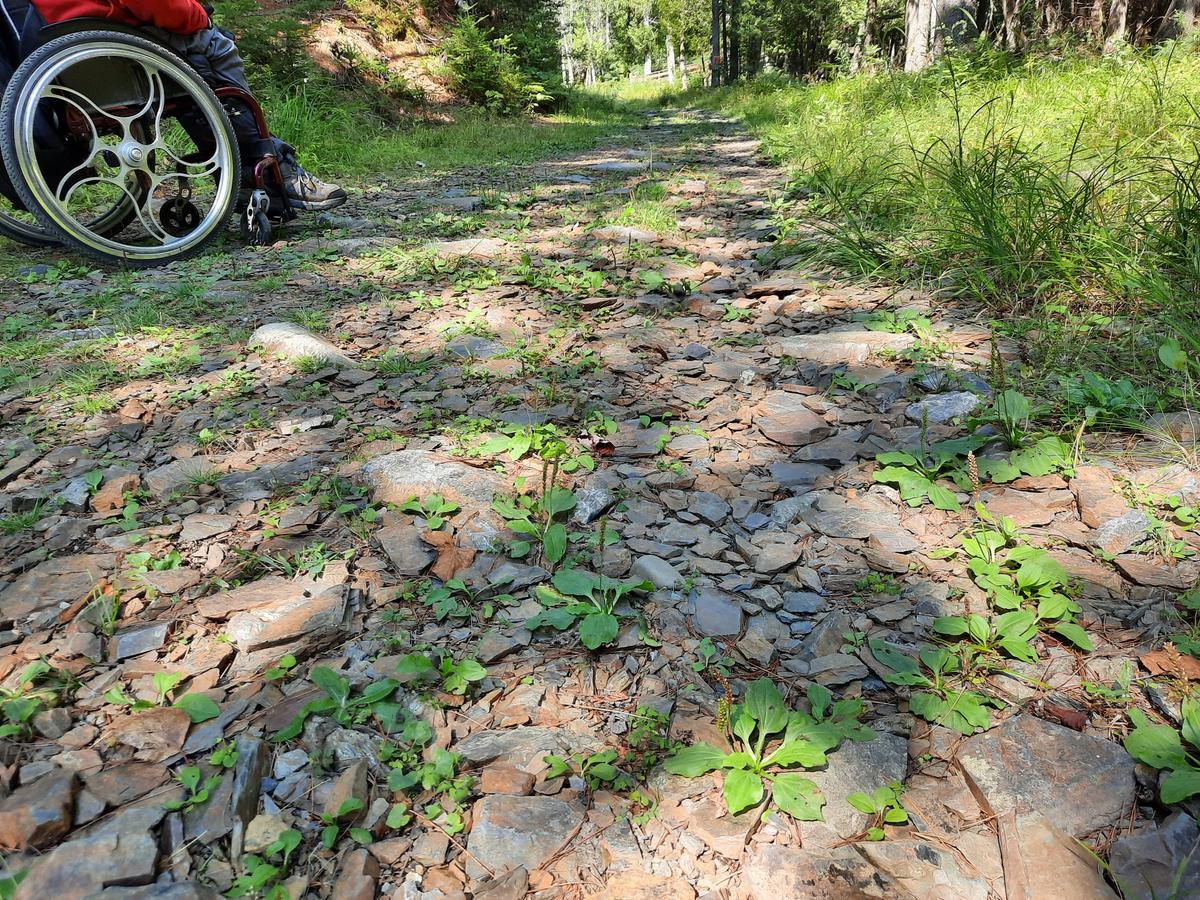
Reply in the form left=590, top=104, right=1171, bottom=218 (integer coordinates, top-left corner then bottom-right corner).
left=1157, top=0, right=1200, bottom=37
left=729, top=0, right=741, bottom=81
left=680, top=38, right=689, bottom=89
left=710, top=0, right=722, bottom=86
left=1104, top=0, right=1128, bottom=49
left=1001, top=0, right=1021, bottom=50
left=667, top=32, right=676, bottom=83
left=643, top=4, right=653, bottom=76
left=906, top=0, right=934, bottom=70
left=852, top=0, right=879, bottom=71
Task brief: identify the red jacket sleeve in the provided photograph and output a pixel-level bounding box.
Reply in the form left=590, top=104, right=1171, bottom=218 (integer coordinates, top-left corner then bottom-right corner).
left=116, top=0, right=210, bottom=34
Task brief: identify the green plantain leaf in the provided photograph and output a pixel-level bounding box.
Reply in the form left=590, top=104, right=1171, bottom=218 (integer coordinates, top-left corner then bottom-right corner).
left=723, top=768, right=764, bottom=815
left=771, top=773, right=825, bottom=821
left=664, top=741, right=727, bottom=777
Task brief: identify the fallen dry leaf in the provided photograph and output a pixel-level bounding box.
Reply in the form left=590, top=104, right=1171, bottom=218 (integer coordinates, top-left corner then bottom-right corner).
left=422, top=529, right=476, bottom=581
left=1041, top=704, right=1088, bottom=731
left=1140, top=643, right=1200, bottom=680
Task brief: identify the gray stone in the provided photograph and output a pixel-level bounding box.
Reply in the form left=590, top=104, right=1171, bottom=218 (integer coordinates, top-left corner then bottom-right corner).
left=1108, top=812, right=1200, bottom=900
left=428, top=237, right=507, bottom=259
left=687, top=589, right=744, bottom=637
left=742, top=843, right=901, bottom=900
left=112, top=622, right=169, bottom=660
left=466, top=794, right=585, bottom=878
left=361, top=450, right=509, bottom=510
left=376, top=523, right=434, bottom=576
left=957, top=714, right=1135, bottom=837
left=783, top=591, right=827, bottom=615
left=859, top=838, right=990, bottom=900
left=217, top=456, right=318, bottom=502
left=144, top=458, right=219, bottom=499
left=808, top=654, right=870, bottom=685
left=803, top=502, right=902, bottom=541
left=773, top=329, right=916, bottom=365
left=455, top=727, right=601, bottom=769
left=753, top=535, right=804, bottom=574
left=14, top=826, right=159, bottom=899
left=688, top=491, right=730, bottom=525
left=250, top=322, right=354, bottom=367
left=84, top=883, right=222, bottom=899
left=800, top=733, right=907, bottom=844
left=630, top=556, right=682, bottom=590
left=767, top=462, right=832, bottom=486
left=225, top=585, right=348, bottom=653
left=57, top=478, right=91, bottom=513
left=476, top=629, right=530, bottom=664
left=1089, top=510, right=1153, bottom=556
left=755, top=391, right=832, bottom=446
left=904, top=391, right=980, bottom=424
left=0, top=554, right=113, bottom=620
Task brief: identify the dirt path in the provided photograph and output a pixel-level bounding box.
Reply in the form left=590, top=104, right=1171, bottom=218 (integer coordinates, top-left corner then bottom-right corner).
left=0, top=110, right=1196, bottom=899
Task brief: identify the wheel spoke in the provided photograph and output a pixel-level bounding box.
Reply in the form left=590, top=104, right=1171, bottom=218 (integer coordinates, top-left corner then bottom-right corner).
left=150, top=143, right=221, bottom=180
left=131, top=66, right=166, bottom=131
left=44, top=84, right=131, bottom=136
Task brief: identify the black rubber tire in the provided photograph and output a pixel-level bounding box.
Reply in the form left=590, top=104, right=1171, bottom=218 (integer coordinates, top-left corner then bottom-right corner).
left=241, top=209, right=271, bottom=246
left=0, top=30, right=239, bottom=267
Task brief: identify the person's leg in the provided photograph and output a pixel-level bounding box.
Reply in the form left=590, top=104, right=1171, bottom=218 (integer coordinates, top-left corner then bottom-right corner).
left=151, top=24, right=346, bottom=210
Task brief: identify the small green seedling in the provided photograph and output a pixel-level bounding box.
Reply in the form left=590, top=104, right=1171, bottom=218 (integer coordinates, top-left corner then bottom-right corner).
left=847, top=782, right=909, bottom=841
left=398, top=493, right=460, bottom=529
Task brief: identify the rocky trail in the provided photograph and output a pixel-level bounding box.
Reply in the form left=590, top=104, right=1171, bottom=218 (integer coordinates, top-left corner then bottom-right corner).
left=1, top=109, right=1199, bottom=900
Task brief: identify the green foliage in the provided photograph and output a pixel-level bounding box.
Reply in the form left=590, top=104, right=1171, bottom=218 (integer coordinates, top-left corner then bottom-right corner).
left=1124, top=700, right=1200, bottom=805
left=443, top=17, right=555, bottom=114
left=664, top=680, right=874, bottom=821
left=163, top=765, right=223, bottom=813
left=870, top=641, right=1002, bottom=735
left=395, top=652, right=488, bottom=696
left=691, top=636, right=732, bottom=677
left=956, top=505, right=1093, bottom=651
left=491, top=479, right=576, bottom=568
left=527, top=569, right=652, bottom=650
left=0, top=660, right=66, bottom=741
left=273, top=667, right=399, bottom=741
left=386, top=747, right=472, bottom=836
left=846, top=782, right=909, bottom=841
left=398, top=493, right=460, bottom=529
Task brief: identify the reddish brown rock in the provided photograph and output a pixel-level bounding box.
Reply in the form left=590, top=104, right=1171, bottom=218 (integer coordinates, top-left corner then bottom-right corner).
left=91, top=473, right=140, bottom=513
left=0, top=770, right=76, bottom=850
left=1070, top=467, right=1129, bottom=528
left=480, top=764, right=535, bottom=796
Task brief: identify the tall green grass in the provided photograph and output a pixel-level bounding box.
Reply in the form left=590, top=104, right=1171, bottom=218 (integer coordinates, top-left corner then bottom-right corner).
left=260, top=82, right=635, bottom=178
left=655, top=42, right=1200, bottom=412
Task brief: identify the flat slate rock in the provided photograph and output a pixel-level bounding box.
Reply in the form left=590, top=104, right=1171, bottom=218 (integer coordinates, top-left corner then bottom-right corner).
left=361, top=450, right=509, bottom=510
left=773, top=328, right=916, bottom=365
left=957, top=714, right=1135, bottom=838
left=465, top=794, right=585, bottom=878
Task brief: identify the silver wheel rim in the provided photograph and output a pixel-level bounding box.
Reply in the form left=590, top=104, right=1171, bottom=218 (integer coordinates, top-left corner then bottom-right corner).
left=12, top=42, right=236, bottom=261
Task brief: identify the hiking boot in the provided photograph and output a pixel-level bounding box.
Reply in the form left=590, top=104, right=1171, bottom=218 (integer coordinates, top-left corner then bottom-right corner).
left=279, top=158, right=347, bottom=211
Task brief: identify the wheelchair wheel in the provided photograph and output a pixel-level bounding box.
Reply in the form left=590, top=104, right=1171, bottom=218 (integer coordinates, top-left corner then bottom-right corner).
left=0, top=31, right=239, bottom=267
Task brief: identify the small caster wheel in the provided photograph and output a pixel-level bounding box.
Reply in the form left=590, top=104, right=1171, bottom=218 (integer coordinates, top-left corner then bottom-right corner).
left=160, top=201, right=200, bottom=236
left=241, top=210, right=272, bottom=246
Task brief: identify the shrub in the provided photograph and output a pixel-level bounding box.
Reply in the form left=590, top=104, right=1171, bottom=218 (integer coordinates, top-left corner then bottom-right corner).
left=442, top=17, right=555, bottom=114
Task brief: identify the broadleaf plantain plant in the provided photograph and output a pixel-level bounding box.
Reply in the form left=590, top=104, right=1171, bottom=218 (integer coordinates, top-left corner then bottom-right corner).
left=663, top=680, right=875, bottom=821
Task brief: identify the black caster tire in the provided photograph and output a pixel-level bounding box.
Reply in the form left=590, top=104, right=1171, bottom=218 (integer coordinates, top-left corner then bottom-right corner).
left=241, top=210, right=272, bottom=246
left=160, top=201, right=201, bottom=236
